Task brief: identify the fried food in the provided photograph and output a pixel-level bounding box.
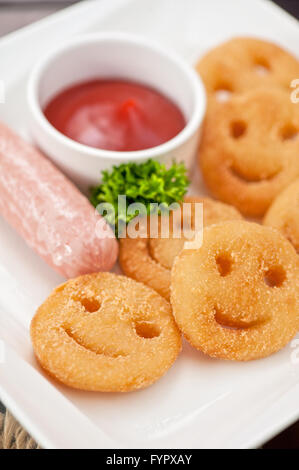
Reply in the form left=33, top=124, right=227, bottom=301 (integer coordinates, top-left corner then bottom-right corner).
left=31, top=273, right=182, bottom=392
left=119, top=197, right=242, bottom=300
left=199, top=87, right=299, bottom=217
left=196, top=37, right=299, bottom=104
left=171, top=221, right=299, bottom=361
left=264, top=179, right=299, bottom=253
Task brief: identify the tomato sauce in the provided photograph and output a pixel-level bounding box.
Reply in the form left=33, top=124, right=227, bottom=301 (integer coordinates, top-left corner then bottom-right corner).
left=44, top=79, right=186, bottom=152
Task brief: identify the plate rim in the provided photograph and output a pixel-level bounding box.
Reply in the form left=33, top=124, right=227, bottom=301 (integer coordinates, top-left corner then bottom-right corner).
left=0, top=0, right=299, bottom=449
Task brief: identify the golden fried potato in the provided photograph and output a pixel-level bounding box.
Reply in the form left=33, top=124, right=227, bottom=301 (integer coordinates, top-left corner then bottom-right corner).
left=171, top=221, right=299, bottom=361
left=31, top=273, right=181, bottom=392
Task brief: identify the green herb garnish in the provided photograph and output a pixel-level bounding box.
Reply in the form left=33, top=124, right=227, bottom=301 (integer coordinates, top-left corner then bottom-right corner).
left=90, top=160, right=189, bottom=237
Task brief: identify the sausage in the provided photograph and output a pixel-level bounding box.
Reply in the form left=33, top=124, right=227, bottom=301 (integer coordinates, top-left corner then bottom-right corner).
left=0, top=122, right=118, bottom=278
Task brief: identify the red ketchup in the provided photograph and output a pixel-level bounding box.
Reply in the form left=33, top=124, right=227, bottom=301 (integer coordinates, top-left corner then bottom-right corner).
left=44, top=79, right=186, bottom=152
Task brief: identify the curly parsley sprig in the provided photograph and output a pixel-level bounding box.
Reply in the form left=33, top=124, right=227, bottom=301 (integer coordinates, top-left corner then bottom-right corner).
left=90, top=160, right=189, bottom=237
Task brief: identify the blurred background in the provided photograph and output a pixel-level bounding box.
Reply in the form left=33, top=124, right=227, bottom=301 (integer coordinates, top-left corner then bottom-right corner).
left=0, top=0, right=298, bottom=450
left=0, top=0, right=297, bottom=37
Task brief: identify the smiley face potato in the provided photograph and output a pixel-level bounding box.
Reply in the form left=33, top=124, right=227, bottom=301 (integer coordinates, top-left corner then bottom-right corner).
left=171, top=221, right=299, bottom=361
left=199, top=88, right=299, bottom=217
left=31, top=273, right=182, bottom=392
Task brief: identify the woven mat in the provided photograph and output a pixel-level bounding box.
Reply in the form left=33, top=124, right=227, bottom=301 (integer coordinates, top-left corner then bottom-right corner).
left=0, top=410, right=39, bottom=449
left=0, top=406, right=297, bottom=449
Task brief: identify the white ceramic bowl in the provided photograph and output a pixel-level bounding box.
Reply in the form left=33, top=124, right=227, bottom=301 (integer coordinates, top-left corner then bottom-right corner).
left=27, top=32, right=206, bottom=191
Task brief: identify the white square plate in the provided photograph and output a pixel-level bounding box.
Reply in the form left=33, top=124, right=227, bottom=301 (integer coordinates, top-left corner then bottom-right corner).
left=0, top=0, right=299, bottom=449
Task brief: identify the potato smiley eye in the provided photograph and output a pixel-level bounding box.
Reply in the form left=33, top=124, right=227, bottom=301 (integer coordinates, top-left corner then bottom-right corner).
left=214, top=83, right=233, bottom=103
left=253, top=57, right=271, bottom=75
left=73, top=296, right=101, bottom=313
left=280, top=124, right=298, bottom=142
left=230, top=120, right=247, bottom=139
left=135, top=321, right=161, bottom=339
left=264, top=266, right=286, bottom=288
left=216, top=253, right=232, bottom=276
